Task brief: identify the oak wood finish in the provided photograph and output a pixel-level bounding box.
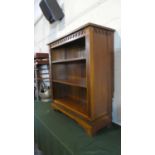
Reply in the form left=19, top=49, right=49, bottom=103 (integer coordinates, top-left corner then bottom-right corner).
left=49, top=23, right=114, bottom=136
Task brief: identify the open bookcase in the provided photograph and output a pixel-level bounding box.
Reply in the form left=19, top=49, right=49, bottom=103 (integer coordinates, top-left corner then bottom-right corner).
left=49, top=23, right=115, bottom=136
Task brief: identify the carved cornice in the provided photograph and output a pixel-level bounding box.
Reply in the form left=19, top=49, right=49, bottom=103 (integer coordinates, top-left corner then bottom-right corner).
left=50, top=30, right=85, bottom=48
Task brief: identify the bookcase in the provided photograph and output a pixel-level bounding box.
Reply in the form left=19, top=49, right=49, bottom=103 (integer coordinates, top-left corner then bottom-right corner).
left=49, top=23, right=114, bottom=136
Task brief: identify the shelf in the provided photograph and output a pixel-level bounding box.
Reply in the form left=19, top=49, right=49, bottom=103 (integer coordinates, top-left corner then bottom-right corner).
left=37, top=77, right=49, bottom=79
left=52, top=79, right=86, bottom=88
left=39, top=68, right=49, bottom=70
left=35, top=79, right=51, bottom=82
left=34, top=53, right=49, bottom=59
left=35, top=68, right=49, bottom=71
left=35, top=60, right=49, bottom=65
left=54, top=98, right=87, bottom=116
left=35, top=77, right=50, bottom=81
left=39, top=72, right=49, bottom=74
left=52, top=57, right=86, bottom=64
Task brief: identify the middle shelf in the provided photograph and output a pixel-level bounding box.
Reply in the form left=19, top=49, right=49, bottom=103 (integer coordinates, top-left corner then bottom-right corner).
left=52, top=57, right=86, bottom=64
left=52, top=78, right=86, bottom=88
left=52, top=60, right=86, bottom=88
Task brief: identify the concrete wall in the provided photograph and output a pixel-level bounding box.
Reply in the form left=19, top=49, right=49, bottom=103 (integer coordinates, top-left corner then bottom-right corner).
left=34, top=0, right=121, bottom=125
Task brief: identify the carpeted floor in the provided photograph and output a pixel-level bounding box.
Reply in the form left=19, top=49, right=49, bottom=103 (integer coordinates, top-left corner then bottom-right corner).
left=34, top=101, right=121, bottom=155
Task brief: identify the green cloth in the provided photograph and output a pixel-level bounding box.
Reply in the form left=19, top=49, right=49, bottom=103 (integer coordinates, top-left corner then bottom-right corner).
left=34, top=101, right=121, bottom=155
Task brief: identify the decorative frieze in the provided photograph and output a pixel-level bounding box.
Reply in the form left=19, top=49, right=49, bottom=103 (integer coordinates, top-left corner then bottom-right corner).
left=50, top=30, right=85, bottom=48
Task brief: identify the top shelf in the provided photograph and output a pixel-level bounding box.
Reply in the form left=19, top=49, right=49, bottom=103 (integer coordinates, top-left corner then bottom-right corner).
left=50, top=35, right=85, bottom=49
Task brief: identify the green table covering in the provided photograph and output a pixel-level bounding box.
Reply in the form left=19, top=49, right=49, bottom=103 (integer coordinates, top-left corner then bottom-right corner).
left=34, top=101, right=121, bottom=155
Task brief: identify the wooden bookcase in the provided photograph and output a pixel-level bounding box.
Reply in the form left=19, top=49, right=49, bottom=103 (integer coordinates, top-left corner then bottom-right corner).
left=49, top=23, right=115, bottom=136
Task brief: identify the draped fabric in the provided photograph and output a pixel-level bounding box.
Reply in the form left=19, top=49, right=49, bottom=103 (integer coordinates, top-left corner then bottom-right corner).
left=34, top=101, right=121, bottom=155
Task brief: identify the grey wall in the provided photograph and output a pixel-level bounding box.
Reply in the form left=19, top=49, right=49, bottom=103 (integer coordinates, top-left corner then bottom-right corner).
left=34, top=0, right=121, bottom=125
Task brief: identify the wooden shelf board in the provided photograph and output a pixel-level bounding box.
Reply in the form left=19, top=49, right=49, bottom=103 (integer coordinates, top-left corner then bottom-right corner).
left=34, top=53, right=49, bottom=59
left=39, top=72, right=49, bottom=74
left=35, top=60, right=49, bottom=65
left=54, top=98, right=88, bottom=116
left=52, top=79, right=86, bottom=88
left=34, top=79, right=51, bottom=81
left=52, top=57, right=86, bottom=64
left=39, top=68, right=49, bottom=70
left=35, top=77, right=50, bottom=80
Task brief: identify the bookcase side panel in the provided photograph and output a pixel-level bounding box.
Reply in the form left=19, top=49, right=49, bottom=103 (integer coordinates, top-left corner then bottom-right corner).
left=89, top=28, right=114, bottom=120
left=85, top=27, right=95, bottom=118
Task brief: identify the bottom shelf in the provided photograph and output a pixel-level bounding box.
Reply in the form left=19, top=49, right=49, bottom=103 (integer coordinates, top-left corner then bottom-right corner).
left=53, top=97, right=87, bottom=116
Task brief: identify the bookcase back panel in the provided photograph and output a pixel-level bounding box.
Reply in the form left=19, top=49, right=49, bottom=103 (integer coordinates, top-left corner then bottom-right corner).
left=52, top=47, right=65, bottom=61
left=53, top=83, right=87, bottom=114
left=51, top=37, right=85, bottom=61
left=52, top=62, right=86, bottom=82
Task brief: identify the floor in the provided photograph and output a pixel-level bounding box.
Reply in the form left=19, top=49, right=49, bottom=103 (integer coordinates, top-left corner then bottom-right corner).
left=35, top=101, right=121, bottom=155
